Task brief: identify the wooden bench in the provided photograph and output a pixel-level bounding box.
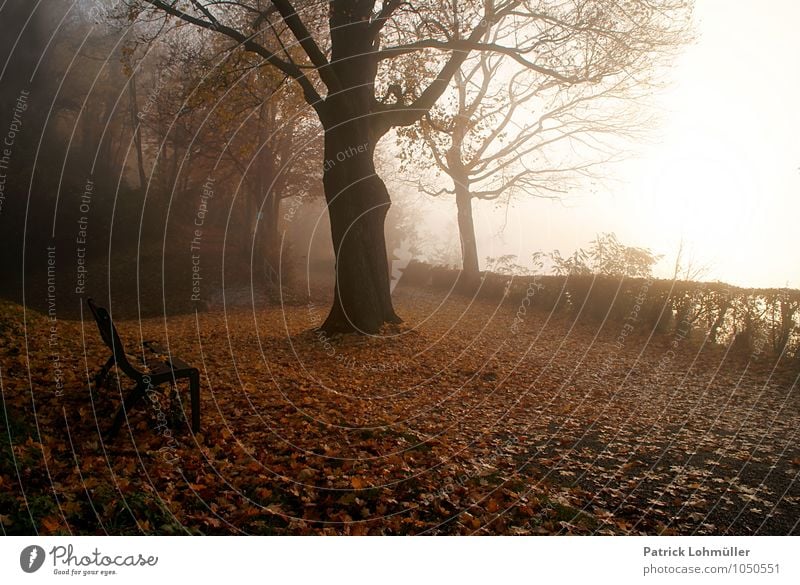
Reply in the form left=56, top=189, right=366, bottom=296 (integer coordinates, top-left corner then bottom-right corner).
left=87, top=298, right=200, bottom=439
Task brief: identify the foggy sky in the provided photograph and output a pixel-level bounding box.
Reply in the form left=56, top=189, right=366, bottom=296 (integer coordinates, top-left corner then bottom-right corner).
left=399, top=0, right=800, bottom=289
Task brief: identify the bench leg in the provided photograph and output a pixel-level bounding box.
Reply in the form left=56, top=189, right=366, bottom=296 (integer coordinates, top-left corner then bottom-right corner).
left=95, top=356, right=115, bottom=390
left=166, top=385, right=180, bottom=429
left=189, top=371, right=200, bottom=433
left=105, top=382, right=146, bottom=440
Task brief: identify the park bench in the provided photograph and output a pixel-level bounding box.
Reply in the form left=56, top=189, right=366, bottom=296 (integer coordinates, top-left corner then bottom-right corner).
left=87, top=298, right=200, bottom=439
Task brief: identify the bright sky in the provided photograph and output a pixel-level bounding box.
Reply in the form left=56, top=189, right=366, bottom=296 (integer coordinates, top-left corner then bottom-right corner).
left=404, top=0, right=800, bottom=289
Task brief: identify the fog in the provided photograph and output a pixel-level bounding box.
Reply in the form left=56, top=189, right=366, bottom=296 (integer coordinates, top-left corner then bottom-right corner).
left=392, top=0, right=800, bottom=289
left=1, top=0, right=797, bottom=323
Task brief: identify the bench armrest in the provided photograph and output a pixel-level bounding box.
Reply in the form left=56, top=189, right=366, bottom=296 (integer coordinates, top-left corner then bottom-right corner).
left=167, top=356, right=194, bottom=371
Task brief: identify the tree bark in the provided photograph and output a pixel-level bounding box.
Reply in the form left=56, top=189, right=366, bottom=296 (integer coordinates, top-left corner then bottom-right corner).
left=128, top=73, right=147, bottom=192
left=708, top=299, right=730, bottom=345
left=262, top=188, right=281, bottom=284
left=455, top=183, right=480, bottom=291
left=250, top=190, right=280, bottom=287
left=316, top=1, right=400, bottom=334
left=447, top=107, right=480, bottom=292
left=320, top=120, right=400, bottom=333
left=254, top=100, right=281, bottom=285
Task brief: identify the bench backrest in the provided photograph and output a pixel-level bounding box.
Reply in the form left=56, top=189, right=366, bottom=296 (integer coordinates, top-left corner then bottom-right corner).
left=86, top=298, right=140, bottom=379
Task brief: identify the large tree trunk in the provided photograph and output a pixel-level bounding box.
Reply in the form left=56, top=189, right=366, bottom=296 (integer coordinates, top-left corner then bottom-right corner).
left=317, top=0, right=400, bottom=334
left=320, top=120, right=400, bottom=333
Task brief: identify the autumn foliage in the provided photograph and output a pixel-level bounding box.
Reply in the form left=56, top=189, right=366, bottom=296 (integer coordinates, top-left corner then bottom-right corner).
left=1, top=282, right=798, bottom=535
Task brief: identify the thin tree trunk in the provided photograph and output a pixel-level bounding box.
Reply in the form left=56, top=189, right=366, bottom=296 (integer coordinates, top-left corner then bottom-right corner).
left=252, top=200, right=280, bottom=287
left=128, top=73, right=147, bottom=191
left=455, top=182, right=480, bottom=291
left=261, top=189, right=281, bottom=285
left=708, top=300, right=730, bottom=344
left=448, top=107, right=480, bottom=292
left=254, top=99, right=282, bottom=286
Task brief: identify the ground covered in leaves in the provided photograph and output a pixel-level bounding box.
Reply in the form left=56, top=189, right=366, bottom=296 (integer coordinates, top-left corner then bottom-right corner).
left=1, top=286, right=798, bottom=535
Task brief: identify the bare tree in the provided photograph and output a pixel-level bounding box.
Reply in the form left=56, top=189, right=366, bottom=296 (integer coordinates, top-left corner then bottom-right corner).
left=130, top=0, right=692, bottom=333
left=399, top=12, right=689, bottom=289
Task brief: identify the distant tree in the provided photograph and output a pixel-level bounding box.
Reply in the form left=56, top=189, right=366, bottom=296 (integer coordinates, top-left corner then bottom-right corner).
left=121, top=32, right=322, bottom=282
left=398, top=6, right=691, bottom=290
left=1, top=2, right=140, bottom=260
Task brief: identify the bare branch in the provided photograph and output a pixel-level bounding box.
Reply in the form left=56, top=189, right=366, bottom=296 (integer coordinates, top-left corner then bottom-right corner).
left=375, top=14, right=494, bottom=131
left=140, top=0, right=323, bottom=109
left=269, top=0, right=339, bottom=91
left=370, top=0, right=406, bottom=38
left=376, top=39, right=595, bottom=84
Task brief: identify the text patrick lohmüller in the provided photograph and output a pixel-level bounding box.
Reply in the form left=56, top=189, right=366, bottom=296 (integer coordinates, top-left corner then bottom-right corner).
left=644, top=546, right=750, bottom=557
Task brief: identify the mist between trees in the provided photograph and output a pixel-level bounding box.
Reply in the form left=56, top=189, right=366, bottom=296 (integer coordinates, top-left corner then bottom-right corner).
left=0, top=0, right=696, bottom=331
left=0, top=0, right=327, bottom=317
